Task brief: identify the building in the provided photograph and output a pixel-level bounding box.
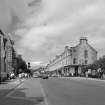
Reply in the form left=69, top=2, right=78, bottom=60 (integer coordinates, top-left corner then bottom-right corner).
left=0, top=30, right=16, bottom=81
left=12, top=48, right=17, bottom=74
left=0, top=30, right=7, bottom=81
left=5, top=35, right=15, bottom=74
left=47, top=37, right=97, bottom=76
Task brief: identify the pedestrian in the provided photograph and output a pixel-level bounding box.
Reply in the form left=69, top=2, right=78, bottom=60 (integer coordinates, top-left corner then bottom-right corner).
left=86, top=71, right=88, bottom=78
left=19, top=73, right=22, bottom=82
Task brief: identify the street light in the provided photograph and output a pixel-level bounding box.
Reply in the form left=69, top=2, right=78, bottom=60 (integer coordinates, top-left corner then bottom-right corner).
left=28, top=62, right=31, bottom=69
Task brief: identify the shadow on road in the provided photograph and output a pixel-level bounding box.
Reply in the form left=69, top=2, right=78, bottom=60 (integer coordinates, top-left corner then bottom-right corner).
left=0, top=88, right=44, bottom=105
left=0, top=82, right=8, bottom=84
left=0, top=79, right=17, bottom=84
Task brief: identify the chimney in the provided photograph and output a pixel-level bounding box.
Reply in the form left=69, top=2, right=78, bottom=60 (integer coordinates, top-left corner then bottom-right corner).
left=65, top=46, right=69, bottom=50
left=80, top=37, right=88, bottom=44
left=56, top=55, right=59, bottom=58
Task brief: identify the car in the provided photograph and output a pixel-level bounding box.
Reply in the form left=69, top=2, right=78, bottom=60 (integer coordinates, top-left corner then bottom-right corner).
left=33, top=72, right=41, bottom=78
left=33, top=74, right=39, bottom=78
left=42, top=74, right=49, bottom=79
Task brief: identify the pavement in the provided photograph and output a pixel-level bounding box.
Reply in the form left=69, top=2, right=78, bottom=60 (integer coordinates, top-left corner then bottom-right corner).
left=0, top=78, right=47, bottom=105
left=57, top=76, right=105, bottom=82
left=0, top=78, right=25, bottom=98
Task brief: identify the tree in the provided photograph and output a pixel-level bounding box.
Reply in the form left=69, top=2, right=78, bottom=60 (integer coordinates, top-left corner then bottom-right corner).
left=85, top=56, right=105, bottom=73
left=16, top=55, right=27, bottom=74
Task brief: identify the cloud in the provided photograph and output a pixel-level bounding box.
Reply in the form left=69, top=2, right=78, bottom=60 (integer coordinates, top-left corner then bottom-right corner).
left=0, top=0, right=29, bottom=32
left=16, top=0, right=105, bottom=62
left=1, top=0, right=105, bottom=63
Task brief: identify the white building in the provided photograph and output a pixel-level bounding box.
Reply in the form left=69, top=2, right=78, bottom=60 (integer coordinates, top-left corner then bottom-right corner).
left=47, top=37, right=97, bottom=76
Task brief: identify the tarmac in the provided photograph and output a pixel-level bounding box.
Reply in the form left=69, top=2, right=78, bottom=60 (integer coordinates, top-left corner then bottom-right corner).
left=0, top=78, right=25, bottom=97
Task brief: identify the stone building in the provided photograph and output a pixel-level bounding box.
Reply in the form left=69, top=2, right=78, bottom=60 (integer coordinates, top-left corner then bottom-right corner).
left=47, top=37, right=97, bottom=76
left=0, top=30, right=7, bottom=81
left=5, top=35, right=15, bottom=74
left=12, top=48, right=17, bottom=74
left=0, top=30, right=16, bottom=81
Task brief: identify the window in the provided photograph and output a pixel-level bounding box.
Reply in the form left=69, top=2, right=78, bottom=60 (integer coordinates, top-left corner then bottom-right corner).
left=84, top=50, right=88, bottom=58
left=73, top=58, right=76, bottom=64
left=73, top=49, right=76, bottom=52
left=85, top=60, right=88, bottom=64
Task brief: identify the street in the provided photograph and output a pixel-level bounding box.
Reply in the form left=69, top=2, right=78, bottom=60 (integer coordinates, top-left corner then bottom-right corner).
left=41, top=77, right=105, bottom=105
left=1, top=1, right=105, bottom=105
left=0, top=77, right=105, bottom=105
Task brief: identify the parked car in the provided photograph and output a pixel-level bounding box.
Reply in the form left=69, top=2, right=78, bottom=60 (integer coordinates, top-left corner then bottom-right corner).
left=33, top=74, right=39, bottom=78
left=33, top=73, right=39, bottom=78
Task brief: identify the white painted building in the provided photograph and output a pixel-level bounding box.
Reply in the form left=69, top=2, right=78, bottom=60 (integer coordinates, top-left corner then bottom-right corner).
left=47, top=37, right=97, bottom=76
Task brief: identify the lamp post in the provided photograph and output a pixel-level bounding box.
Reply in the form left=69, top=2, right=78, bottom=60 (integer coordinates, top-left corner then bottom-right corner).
left=27, top=62, right=31, bottom=77
left=28, top=62, right=31, bottom=69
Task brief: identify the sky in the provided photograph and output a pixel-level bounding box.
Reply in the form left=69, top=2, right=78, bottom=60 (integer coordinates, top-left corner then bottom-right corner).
left=0, top=0, right=105, bottom=65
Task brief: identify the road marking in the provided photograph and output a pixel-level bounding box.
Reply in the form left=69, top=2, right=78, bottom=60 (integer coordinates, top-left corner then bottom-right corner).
left=6, top=95, right=35, bottom=101
left=9, top=80, right=20, bottom=85
left=39, top=80, right=50, bottom=105
left=6, top=82, right=24, bottom=98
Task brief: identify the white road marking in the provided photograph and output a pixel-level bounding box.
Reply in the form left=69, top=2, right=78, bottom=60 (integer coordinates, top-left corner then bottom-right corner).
left=6, top=95, right=34, bottom=101
left=39, top=80, right=50, bottom=105
left=6, top=82, right=24, bottom=98
left=6, top=81, right=36, bottom=101
left=9, top=80, right=20, bottom=85
left=6, top=79, right=50, bottom=105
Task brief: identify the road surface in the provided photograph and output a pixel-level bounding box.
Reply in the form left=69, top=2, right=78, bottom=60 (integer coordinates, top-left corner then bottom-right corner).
left=41, top=77, right=105, bottom=105
left=1, top=77, right=105, bottom=105
left=0, top=78, right=46, bottom=105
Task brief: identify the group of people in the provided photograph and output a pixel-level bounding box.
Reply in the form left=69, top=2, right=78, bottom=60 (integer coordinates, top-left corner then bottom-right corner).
left=7, top=72, right=16, bottom=80
left=18, top=72, right=32, bottom=79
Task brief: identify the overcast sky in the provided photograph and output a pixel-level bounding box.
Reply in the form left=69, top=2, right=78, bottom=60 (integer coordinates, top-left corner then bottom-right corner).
left=0, top=0, right=105, bottom=65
